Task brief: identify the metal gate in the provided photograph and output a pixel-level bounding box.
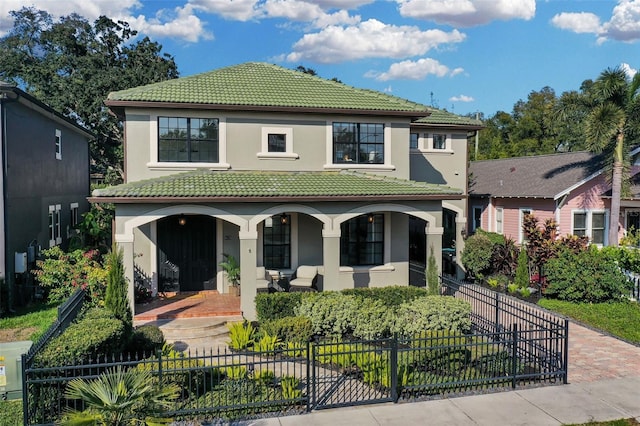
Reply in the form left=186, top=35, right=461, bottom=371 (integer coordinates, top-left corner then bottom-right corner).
left=309, top=338, right=396, bottom=410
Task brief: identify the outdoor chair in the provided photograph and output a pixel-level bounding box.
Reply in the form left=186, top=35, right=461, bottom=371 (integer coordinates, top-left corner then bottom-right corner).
left=288, top=265, right=318, bottom=292
left=256, top=266, right=272, bottom=292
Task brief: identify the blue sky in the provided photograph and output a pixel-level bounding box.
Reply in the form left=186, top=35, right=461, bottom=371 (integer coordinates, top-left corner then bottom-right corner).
left=1, top=0, right=639, bottom=116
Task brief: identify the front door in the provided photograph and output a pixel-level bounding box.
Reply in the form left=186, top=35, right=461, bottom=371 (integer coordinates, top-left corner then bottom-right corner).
left=157, top=215, right=216, bottom=292
left=409, top=216, right=427, bottom=287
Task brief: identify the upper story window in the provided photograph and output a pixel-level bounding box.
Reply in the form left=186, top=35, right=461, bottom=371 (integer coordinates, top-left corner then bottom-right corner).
left=48, top=204, right=62, bottom=248
left=158, top=117, right=219, bottom=163
left=258, top=127, right=298, bottom=159
left=433, top=134, right=446, bottom=150
left=410, top=133, right=419, bottom=149
left=268, top=134, right=286, bottom=152
left=333, top=122, right=384, bottom=164
left=55, top=129, right=62, bottom=160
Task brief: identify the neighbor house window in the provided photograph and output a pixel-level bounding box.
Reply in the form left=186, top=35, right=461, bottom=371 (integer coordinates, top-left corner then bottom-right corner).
left=471, top=206, right=482, bottom=232
left=333, top=122, right=384, bottom=164
left=158, top=117, right=219, bottom=162
left=48, top=204, right=61, bottom=247
left=433, top=134, right=446, bottom=150
left=340, top=214, right=384, bottom=266
left=70, top=203, right=79, bottom=228
left=573, top=211, right=607, bottom=245
left=410, top=133, right=419, bottom=149
left=55, top=129, right=62, bottom=160
left=496, top=207, right=503, bottom=234
left=263, top=215, right=291, bottom=269
left=519, top=208, right=532, bottom=243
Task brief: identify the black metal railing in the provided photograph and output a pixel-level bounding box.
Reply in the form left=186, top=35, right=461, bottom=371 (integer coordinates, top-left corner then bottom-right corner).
left=23, top=278, right=569, bottom=425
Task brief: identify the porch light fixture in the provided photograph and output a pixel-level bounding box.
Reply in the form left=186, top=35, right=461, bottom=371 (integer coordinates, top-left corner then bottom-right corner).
left=367, top=213, right=375, bottom=224
left=280, top=213, right=288, bottom=225
left=178, top=215, right=187, bottom=226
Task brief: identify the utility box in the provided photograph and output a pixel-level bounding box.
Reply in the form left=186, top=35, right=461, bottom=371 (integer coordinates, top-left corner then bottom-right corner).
left=0, top=340, right=32, bottom=400
left=14, top=252, right=27, bottom=274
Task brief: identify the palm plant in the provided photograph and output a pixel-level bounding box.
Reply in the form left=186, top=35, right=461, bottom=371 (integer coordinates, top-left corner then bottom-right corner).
left=60, top=366, right=179, bottom=425
left=583, top=67, right=640, bottom=246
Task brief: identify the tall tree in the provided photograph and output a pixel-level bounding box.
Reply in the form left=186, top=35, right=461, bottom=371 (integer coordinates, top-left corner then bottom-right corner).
left=0, top=7, right=179, bottom=182
left=583, top=67, right=640, bottom=246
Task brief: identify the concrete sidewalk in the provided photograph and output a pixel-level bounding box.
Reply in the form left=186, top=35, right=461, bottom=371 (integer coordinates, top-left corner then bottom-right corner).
left=250, top=376, right=640, bottom=426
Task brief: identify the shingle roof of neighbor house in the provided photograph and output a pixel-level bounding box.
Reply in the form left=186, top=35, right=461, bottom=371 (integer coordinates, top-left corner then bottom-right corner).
left=106, top=62, right=431, bottom=116
left=469, top=151, right=605, bottom=199
left=91, top=170, right=463, bottom=202
left=413, top=108, right=483, bottom=128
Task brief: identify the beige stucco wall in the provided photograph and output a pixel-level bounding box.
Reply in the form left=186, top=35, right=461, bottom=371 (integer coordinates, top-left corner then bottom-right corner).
left=122, top=109, right=412, bottom=182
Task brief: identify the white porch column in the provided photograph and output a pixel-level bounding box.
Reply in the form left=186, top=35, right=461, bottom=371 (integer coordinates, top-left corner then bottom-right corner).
left=455, top=217, right=466, bottom=279
left=116, top=238, right=136, bottom=316
left=322, top=228, right=341, bottom=291
left=239, top=230, right=258, bottom=320
left=426, top=225, right=444, bottom=276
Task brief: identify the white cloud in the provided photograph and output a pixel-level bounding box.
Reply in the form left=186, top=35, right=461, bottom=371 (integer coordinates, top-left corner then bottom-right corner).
left=621, top=62, right=638, bottom=79
left=397, top=0, right=535, bottom=27
left=367, top=58, right=462, bottom=81
left=383, top=85, right=393, bottom=93
left=190, top=0, right=261, bottom=21
left=129, top=4, right=213, bottom=42
left=286, top=19, right=466, bottom=63
left=550, top=12, right=602, bottom=34
left=0, top=0, right=212, bottom=42
left=263, top=0, right=359, bottom=27
left=450, top=94, right=474, bottom=102
left=552, top=0, right=640, bottom=43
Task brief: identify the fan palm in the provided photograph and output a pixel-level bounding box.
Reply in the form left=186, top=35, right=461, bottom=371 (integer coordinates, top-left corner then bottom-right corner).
left=60, top=366, right=179, bottom=426
left=583, top=67, right=640, bottom=246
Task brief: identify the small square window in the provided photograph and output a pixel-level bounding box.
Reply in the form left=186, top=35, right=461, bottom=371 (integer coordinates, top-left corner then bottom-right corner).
left=433, top=134, right=446, bottom=150
left=268, top=134, right=286, bottom=153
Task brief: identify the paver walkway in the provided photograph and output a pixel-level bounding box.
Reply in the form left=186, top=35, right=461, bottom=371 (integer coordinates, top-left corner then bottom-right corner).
left=568, top=320, right=640, bottom=383
left=134, top=290, right=241, bottom=320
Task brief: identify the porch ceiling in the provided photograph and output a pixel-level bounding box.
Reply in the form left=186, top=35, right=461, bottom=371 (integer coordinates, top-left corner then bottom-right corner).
left=89, top=170, right=463, bottom=203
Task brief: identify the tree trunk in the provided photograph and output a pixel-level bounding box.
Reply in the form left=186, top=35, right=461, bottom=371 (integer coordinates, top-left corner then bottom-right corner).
left=608, top=133, right=624, bottom=246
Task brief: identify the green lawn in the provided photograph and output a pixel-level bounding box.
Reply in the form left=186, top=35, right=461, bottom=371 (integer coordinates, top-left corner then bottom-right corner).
left=538, top=299, right=640, bottom=344
left=0, top=302, right=58, bottom=342
left=565, top=419, right=640, bottom=426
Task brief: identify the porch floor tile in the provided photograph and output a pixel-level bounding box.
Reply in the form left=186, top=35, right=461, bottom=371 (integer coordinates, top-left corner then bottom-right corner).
left=134, top=291, right=241, bottom=321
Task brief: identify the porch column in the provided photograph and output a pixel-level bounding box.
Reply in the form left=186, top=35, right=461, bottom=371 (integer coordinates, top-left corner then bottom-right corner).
left=455, top=217, right=466, bottom=279
left=426, top=225, right=444, bottom=277
left=116, top=238, right=136, bottom=316
left=322, top=228, right=341, bottom=291
left=239, top=230, right=258, bottom=320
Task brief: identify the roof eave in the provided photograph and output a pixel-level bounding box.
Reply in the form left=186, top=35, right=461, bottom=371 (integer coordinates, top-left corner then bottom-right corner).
left=89, top=194, right=465, bottom=204
left=411, top=122, right=484, bottom=131
left=104, top=100, right=429, bottom=118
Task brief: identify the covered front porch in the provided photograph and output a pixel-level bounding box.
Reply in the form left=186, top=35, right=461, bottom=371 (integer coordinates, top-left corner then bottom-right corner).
left=91, top=170, right=466, bottom=320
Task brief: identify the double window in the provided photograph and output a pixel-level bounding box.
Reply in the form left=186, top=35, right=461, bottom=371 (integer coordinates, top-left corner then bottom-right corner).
left=48, top=205, right=61, bottom=247
left=158, top=117, right=219, bottom=163
left=263, top=215, right=291, bottom=269
left=573, top=211, right=606, bottom=245
left=333, top=122, right=384, bottom=164
left=340, top=214, right=384, bottom=266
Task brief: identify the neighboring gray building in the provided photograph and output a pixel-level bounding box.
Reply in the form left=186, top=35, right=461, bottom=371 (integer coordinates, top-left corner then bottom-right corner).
left=0, top=81, right=92, bottom=309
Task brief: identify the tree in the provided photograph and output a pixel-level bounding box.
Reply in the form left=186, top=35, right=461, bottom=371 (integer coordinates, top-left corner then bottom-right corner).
left=582, top=67, right=640, bottom=246
left=426, top=245, right=439, bottom=295
left=0, top=7, right=179, bottom=182
left=105, top=245, right=132, bottom=330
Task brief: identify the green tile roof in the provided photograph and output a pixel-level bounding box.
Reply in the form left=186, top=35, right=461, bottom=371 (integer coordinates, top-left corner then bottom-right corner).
left=91, top=170, right=462, bottom=200
left=107, top=62, right=430, bottom=114
left=414, top=108, right=483, bottom=127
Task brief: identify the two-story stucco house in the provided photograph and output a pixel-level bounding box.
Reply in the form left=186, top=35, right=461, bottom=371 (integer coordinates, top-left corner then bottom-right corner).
left=91, top=62, right=481, bottom=319
left=0, top=81, right=92, bottom=310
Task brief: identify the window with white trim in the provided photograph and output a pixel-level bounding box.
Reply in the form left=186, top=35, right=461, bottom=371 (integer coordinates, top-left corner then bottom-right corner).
left=158, top=117, right=219, bottom=162
left=333, top=122, right=384, bottom=164
left=55, top=129, right=62, bottom=160
left=496, top=207, right=504, bottom=234
left=471, top=206, right=482, bottom=232
left=433, top=134, right=446, bottom=150
left=340, top=214, right=384, bottom=266
left=70, top=203, right=79, bottom=228
left=519, top=208, right=532, bottom=243
left=572, top=210, right=607, bottom=245
left=258, top=127, right=298, bottom=159
left=410, top=132, right=419, bottom=149
left=48, top=205, right=62, bottom=247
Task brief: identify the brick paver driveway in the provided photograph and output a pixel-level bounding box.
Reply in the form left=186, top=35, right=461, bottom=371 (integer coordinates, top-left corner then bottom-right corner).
left=568, top=321, right=640, bottom=383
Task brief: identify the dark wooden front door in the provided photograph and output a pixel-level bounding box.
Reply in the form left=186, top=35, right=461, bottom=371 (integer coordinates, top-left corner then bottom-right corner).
left=157, top=215, right=216, bottom=292
left=409, top=216, right=426, bottom=287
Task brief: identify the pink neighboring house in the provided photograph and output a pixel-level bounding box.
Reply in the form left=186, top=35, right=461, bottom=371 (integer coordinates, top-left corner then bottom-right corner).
left=469, top=150, right=640, bottom=245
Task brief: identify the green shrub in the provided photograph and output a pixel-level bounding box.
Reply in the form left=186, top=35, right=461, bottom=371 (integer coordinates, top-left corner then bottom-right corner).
left=104, top=246, right=132, bottom=330
left=34, top=307, right=125, bottom=367
left=259, top=316, right=313, bottom=343
left=485, top=274, right=509, bottom=291
left=427, top=246, right=439, bottom=295
left=227, top=321, right=255, bottom=351
left=137, top=347, right=212, bottom=395
left=514, top=248, right=530, bottom=289
left=351, top=298, right=394, bottom=339
left=341, top=286, right=427, bottom=306
left=255, top=292, right=303, bottom=321
left=460, top=232, right=494, bottom=280
left=295, top=292, right=358, bottom=337
left=544, top=246, right=633, bottom=303
left=254, top=334, right=281, bottom=352
left=476, top=229, right=505, bottom=246
left=392, top=296, right=471, bottom=336
left=407, top=331, right=471, bottom=374
left=601, top=245, right=640, bottom=273
left=125, top=324, right=165, bottom=357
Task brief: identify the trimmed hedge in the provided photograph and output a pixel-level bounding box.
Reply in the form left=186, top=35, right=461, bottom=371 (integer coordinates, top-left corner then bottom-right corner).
left=342, top=286, right=428, bottom=306
left=125, top=324, right=165, bottom=357
left=295, top=292, right=359, bottom=337
left=392, top=296, right=472, bottom=336
left=259, top=316, right=313, bottom=343
left=255, top=292, right=303, bottom=322
left=34, top=307, right=126, bottom=367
